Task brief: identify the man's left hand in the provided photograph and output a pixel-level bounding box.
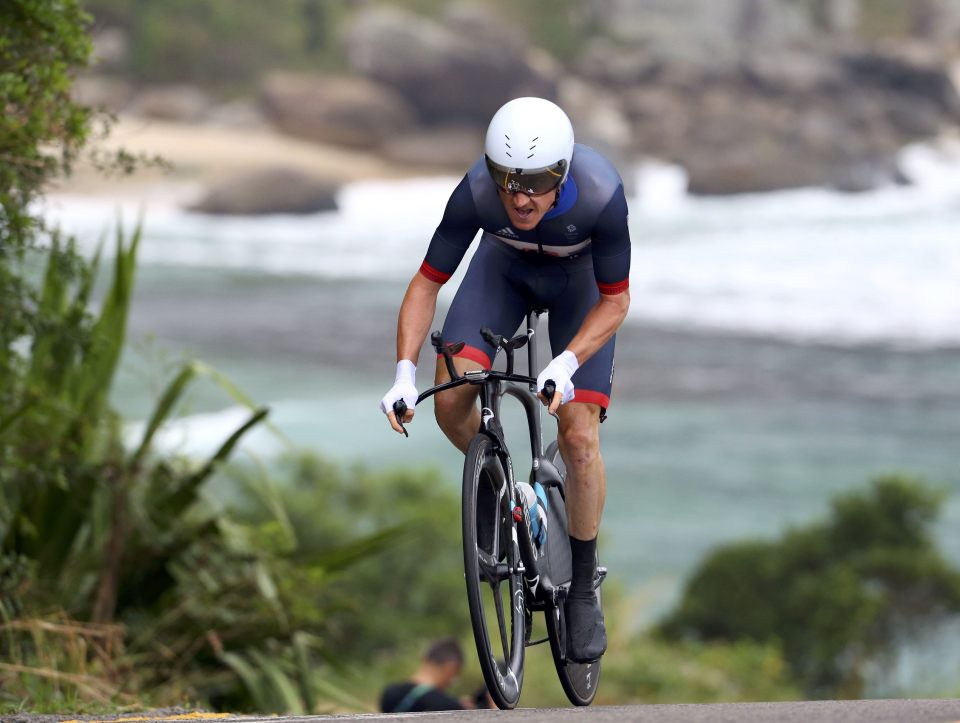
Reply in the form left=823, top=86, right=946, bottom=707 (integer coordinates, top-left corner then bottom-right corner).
left=537, top=350, right=579, bottom=414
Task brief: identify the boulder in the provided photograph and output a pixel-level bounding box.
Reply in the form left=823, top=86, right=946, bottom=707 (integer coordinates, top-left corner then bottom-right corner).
left=260, top=73, right=416, bottom=149
left=379, top=126, right=484, bottom=170
left=839, top=46, right=960, bottom=120
left=188, top=167, right=338, bottom=216
left=557, top=77, right=635, bottom=173
left=677, top=84, right=906, bottom=194
left=343, top=4, right=558, bottom=125
left=128, top=84, right=211, bottom=122
left=615, top=36, right=960, bottom=195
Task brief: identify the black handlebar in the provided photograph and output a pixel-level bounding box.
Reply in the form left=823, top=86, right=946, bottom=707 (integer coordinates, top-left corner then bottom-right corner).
left=391, top=324, right=553, bottom=438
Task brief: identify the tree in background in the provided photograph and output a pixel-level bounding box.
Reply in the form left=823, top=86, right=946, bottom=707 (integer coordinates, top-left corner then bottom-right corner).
left=658, top=476, right=960, bottom=697
left=1, top=0, right=92, bottom=400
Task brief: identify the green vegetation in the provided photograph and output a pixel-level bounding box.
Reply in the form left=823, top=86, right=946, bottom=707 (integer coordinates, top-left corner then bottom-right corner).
left=1, top=0, right=92, bottom=378
left=659, top=476, right=960, bottom=698
left=83, top=0, right=352, bottom=90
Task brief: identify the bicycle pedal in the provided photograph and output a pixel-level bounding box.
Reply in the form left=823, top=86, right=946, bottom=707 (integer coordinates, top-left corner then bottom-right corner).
left=594, top=566, right=608, bottom=589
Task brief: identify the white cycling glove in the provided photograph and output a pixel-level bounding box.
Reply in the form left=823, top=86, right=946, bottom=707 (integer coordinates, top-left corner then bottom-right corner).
left=380, top=360, right=418, bottom=416
left=537, top=350, right=579, bottom=405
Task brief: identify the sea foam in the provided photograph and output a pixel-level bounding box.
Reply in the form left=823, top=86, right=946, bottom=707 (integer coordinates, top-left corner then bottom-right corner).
left=46, top=140, right=960, bottom=349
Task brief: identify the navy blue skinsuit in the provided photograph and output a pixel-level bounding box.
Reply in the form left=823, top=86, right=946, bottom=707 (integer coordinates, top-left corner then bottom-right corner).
left=419, top=144, right=631, bottom=409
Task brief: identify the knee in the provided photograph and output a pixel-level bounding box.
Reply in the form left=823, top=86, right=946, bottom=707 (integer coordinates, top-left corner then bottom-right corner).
left=434, top=388, right=471, bottom=429
left=558, top=422, right=599, bottom=468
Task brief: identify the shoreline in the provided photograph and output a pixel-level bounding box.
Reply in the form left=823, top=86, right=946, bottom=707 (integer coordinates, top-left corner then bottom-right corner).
left=54, top=115, right=451, bottom=198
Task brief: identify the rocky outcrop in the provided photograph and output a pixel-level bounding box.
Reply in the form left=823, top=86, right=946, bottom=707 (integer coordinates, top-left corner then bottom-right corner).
left=343, top=5, right=558, bottom=125
left=260, top=73, right=416, bottom=149
left=189, top=168, right=338, bottom=216
left=126, top=0, right=958, bottom=197
left=561, top=0, right=960, bottom=193
left=578, top=32, right=959, bottom=193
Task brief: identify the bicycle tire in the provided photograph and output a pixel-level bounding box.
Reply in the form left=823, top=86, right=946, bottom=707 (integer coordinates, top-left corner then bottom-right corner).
left=543, top=440, right=602, bottom=706
left=462, top=433, right=525, bottom=709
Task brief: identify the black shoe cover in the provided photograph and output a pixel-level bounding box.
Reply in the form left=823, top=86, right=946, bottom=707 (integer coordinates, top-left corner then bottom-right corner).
left=565, top=594, right=606, bottom=663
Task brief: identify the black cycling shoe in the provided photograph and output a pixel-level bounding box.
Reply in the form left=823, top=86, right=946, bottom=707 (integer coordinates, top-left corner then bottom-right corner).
left=565, top=594, right=607, bottom=663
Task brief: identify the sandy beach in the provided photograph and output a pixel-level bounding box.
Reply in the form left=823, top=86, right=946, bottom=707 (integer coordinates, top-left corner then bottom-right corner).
left=54, top=115, right=424, bottom=201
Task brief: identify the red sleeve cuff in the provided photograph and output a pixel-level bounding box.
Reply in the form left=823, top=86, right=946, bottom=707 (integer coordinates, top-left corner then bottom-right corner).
left=419, top=261, right=452, bottom=284
left=597, top=278, right=629, bottom=295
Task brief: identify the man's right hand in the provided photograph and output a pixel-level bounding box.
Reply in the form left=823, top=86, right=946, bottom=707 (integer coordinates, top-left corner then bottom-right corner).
left=380, top=360, right=418, bottom=434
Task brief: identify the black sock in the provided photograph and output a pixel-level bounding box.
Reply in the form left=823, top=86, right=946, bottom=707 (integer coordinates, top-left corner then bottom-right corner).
left=569, top=535, right=597, bottom=599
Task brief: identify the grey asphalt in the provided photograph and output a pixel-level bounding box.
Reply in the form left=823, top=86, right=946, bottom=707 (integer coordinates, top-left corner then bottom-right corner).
left=33, top=699, right=958, bottom=723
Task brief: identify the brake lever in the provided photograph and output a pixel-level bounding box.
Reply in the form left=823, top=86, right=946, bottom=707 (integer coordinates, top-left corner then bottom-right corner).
left=392, top=399, right=409, bottom=437
left=542, top=379, right=559, bottom=420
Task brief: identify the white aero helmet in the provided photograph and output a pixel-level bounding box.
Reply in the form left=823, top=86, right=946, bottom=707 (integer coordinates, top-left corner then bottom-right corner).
left=485, top=97, right=574, bottom=195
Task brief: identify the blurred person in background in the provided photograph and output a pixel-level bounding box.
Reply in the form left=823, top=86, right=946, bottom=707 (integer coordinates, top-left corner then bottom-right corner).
left=380, top=97, right=631, bottom=663
left=379, top=637, right=471, bottom=713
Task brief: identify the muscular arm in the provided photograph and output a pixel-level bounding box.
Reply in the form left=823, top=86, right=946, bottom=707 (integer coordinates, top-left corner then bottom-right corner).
left=383, top=272, right=443, bottom=433
left=567, top=177, right=631, bottom=367
left=565, top=289, right=630, bottom=366
left=397, top=272, right=443, bottom=363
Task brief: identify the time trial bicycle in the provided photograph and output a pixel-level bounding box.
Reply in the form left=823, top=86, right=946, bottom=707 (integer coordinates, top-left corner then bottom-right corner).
left=394, top=309, right=605, bottom=709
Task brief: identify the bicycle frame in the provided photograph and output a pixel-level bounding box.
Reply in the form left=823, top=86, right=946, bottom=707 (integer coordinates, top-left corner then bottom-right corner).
left=411, top=310, right=567, bottom=607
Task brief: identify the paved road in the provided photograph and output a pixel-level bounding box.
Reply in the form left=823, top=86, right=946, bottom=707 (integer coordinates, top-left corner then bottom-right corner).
left=42, top=700, right=960, bottom=723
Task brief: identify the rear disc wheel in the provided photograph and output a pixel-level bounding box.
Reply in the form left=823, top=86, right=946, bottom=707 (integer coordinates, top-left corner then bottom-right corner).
left=544, top=440, right=601, bottom=706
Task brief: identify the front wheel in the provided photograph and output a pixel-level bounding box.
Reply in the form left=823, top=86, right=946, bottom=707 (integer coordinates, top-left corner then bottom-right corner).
left=462, top=433, right=525, bottom=709
left=543, top=440, right=601, bottom=706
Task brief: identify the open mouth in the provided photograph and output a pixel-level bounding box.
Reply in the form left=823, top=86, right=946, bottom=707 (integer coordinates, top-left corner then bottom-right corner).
left=513, top=207, right=534, bottom=222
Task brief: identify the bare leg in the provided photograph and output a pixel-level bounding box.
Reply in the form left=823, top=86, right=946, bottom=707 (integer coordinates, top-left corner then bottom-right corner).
left=556, top=402, right=605, bottom=539
left=433, top=356, right=485, bottom=454
left=556, top=401, right=608, bottom=662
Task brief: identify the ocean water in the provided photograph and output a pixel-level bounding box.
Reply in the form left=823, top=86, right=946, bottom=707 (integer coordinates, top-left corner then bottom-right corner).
left=47, top=141, right=960, bottom=640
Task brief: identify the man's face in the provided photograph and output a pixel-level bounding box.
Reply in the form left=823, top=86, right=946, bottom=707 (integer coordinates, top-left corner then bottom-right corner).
left=437, top=660, right=462, bottom=689
left=497, top=187, right=556, bottom=231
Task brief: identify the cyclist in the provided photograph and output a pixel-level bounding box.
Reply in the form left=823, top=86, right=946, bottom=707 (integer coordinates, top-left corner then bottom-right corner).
left=380, top=96, right=631, bottom=663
